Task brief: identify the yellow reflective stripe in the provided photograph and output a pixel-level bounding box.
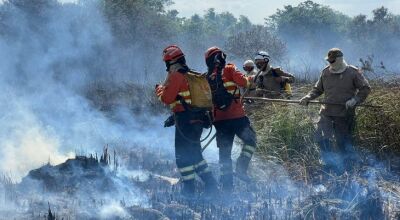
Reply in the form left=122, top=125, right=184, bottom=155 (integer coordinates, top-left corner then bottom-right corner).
left=178, top=91, right=190, bottom=97
left=197, top=167, right=210, bottom=175
left=179, top=165, right=195, bottom=173
left=227, top=89, right=240, bottom=95
left=169, top=101, right=178, bottom=108
left=181, top=173, right=195, bottom=181
left=246, top=78, right=251, bottom=88
left=223, top=81, right=236, bottom=87
left=241, top=151, right=253, bottom=159
left=195, top=160, right=207, bottom=168
left=169, top=99, right=192, bottom=108
left=243, top=145, right=256, bottom=153
left=221, top=170, right=233, bottom=175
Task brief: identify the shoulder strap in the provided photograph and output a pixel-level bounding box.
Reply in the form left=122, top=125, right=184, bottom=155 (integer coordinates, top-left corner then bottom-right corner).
left=271, top=68, right=278, bottom=77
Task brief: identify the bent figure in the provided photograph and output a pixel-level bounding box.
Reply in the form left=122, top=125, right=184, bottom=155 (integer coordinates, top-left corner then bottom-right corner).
left=156, top=45, right=218, bottom=196
left=299, top=48, right=371, bottom=173
left=254, top=51, right=295, bottom=99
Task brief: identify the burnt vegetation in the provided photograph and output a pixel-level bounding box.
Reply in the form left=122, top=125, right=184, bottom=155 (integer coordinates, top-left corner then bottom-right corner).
left=0, top=0, right=400, bottom=219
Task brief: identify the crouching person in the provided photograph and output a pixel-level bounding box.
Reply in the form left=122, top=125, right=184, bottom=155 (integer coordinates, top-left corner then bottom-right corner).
left=156, top=45, right=218, bottom=196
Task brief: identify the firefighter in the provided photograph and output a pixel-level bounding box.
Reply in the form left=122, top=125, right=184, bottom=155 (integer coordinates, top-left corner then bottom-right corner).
left=299, top=48, right=371, bottom=173
left=242, top=60, right=257, bottom=98
left=205, top=46, right=257, bottom=192
left=156, top=45, right=218, bottom=196
left=254, top=51, right=294, bottom=98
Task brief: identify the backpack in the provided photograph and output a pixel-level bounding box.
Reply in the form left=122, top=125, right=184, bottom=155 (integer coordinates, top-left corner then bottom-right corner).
left=207, top=68, right=237, bottom=111
left=259, top=68, right=292, bottom=95
left=182, top=71, right=213, bottom=110
left=272, top=68, right=292, bottom=95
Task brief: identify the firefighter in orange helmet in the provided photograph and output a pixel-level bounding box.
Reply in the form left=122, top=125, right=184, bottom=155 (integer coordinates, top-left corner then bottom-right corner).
left=205, top=46, right=257, bottom=192
left=156, top=45, right=218, bottom=196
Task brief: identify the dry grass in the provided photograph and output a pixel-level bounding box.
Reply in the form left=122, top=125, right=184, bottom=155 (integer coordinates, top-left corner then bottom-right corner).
left=247, top=77, right=400, bottom=181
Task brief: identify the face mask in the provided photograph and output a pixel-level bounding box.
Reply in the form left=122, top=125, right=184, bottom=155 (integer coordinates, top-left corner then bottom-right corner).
left=255, top=61, right=267, bottom=70
left=165, top=61, right=171, bottom=71
left=243, top=66, right=254, bottom=72
left=214, top=52, right=226, bottom=67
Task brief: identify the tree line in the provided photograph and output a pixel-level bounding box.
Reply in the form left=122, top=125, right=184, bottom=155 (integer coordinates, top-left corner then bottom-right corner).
left=0, top=0, right=399, bottom=83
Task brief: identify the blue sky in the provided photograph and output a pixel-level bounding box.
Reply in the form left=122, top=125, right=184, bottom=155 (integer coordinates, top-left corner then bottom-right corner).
left=167, top=0, right=400, bottom=24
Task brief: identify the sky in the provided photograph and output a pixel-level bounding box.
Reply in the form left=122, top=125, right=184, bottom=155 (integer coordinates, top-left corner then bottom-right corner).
left=1, top=0, right=398, bottom=24
left=166, top=0, right=400, bottom=24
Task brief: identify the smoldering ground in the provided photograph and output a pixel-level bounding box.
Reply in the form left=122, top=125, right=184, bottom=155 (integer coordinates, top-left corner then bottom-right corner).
left=0, top=0, right=169, bottom=179
left=0, top=0, right=400, bottom=219
left=0, top=0, right=171, bottom=217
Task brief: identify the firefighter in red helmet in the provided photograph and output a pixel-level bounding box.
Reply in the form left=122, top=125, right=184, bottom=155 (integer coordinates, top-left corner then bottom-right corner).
left=205, top=46, right=257, bottom=192
left=156, top=45, right=218, bottom=196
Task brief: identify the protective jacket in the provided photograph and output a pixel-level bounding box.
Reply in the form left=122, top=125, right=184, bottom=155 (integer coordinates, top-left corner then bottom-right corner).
left=305, top=65, right=371, bottom=117
left=210, top=63, right=251, bottom=121
left=156, top=64, right=191, bottom=113
left=256, top=67, right=294, bottom=97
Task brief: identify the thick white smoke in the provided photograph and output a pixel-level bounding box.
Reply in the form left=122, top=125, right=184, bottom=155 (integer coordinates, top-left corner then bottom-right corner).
left=0, top=0, right=172, bottom=181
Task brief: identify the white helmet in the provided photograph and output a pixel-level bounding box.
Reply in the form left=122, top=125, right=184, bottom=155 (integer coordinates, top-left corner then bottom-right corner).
left=243, top=60, right=255, bottom=68
left=255, top=51, right=270, bottom=62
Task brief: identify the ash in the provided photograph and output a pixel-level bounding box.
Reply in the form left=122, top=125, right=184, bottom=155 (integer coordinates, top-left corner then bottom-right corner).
left=1, top=147, right=400, bottom=220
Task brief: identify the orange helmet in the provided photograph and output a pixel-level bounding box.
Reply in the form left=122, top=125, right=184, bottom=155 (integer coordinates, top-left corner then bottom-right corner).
left=205, top=46, right=222, bottom=60
left=163, top=45, right=184, bottom=62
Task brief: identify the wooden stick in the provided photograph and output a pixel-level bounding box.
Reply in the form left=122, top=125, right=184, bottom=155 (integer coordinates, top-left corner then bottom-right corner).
left=243, top=96, right=382, bottom=108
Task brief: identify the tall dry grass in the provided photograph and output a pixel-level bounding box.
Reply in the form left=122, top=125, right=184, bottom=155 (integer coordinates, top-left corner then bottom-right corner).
left=247, top=76, right=400, bottom=181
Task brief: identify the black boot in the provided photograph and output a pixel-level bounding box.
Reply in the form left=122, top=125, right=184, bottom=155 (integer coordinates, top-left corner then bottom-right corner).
left=199, top=172, right=219, bottom=195
left=235, top=156, right=252, bottom=182
left=181, top=180, right=195, bottom=196
left=220, top=173, right=233, bottom=193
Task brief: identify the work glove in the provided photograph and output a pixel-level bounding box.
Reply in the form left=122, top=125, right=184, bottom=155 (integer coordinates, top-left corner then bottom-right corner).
left=345, top=97, right=358, bottom=109
left=281, top=76, right=289, bottom=83
left=299, top=96, right=310, bottom=106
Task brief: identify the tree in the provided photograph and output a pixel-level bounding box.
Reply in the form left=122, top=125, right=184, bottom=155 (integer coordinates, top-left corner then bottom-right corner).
left=267, top=1, right=350, bottom=60
left=225, top=25, right=286, bottom=61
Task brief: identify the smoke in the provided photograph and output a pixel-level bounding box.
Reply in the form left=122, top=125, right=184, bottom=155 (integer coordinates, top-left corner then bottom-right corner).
left=0, top=0, right=172, bottom=181
left=99, top=202, right=129, bottom=219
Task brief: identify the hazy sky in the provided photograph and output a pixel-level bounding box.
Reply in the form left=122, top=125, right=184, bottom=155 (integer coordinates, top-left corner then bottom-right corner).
left=2, top=0, right=398, bottom=24
left=167, top=0, right=400, bottom=24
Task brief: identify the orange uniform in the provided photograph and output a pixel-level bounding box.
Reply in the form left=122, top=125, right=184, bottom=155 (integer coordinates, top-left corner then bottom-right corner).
left=156, top=71, right=191, bottom=113
left=211, top=63, right=251, bottom=121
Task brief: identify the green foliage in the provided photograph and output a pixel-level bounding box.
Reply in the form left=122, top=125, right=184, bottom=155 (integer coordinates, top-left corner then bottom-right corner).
left=103, top=0, right=175, bottom=45
left=346, top=6, right=400, bottom=58
left=225, top=25, right=286, bottom=60
left=267, top=1, right=349, bottom=43
left=267, top=1, right=400, bottom=67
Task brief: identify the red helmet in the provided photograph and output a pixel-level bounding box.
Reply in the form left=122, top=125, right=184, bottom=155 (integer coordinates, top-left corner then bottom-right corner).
left=205, top=46, right=222, bottom=60
left=163, top=45, right=184, bottom=62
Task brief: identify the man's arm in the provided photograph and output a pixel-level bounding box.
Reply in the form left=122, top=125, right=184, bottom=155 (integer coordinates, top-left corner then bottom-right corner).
left=155, top=72, right=185, bottom=104
left=273, top=68, right=295, bottom=83
left=227, top=64, right=251, bottom=88
left=353, top=70, right=371, bottom=103
left=304, top=73, right=324, bottom=100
